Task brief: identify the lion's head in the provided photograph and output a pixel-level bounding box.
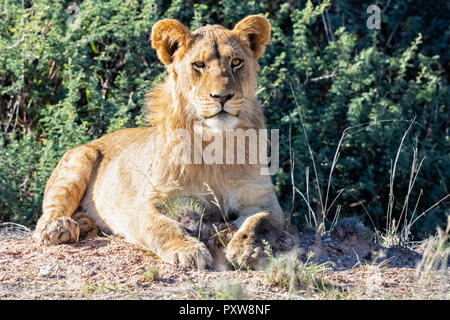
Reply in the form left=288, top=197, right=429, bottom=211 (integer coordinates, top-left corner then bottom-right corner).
left=148, top=15, right=270, bottom=131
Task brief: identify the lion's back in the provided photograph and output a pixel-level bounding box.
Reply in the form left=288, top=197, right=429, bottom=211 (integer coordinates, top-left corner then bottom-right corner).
left=88, top=127, right=153, bottom=159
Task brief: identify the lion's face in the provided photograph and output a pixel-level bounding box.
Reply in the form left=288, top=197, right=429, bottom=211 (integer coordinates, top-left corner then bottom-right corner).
left=151, top=16, right=271, bottom=130
left=176, top=26, right=257, bottom=130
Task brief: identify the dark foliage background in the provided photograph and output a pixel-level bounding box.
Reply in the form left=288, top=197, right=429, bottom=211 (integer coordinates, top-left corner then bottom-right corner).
left=1, top=0, right=448, bottom=240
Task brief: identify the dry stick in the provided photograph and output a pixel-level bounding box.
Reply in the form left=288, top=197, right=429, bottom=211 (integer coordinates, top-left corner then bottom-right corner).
left=387, top=161, right=395, bottom=237
left=290, top=83, right=324, bottom=221
left=386, top=117, right=416, bottom=236
left=290, top=85, right=424, bottom=235
left=326, top=188, right=345, bottom=221
left=306, top=166, right=311, bottom=227
left=348, top=194, right=380, bottom=240
left=210, top=224, right=231, bottom=241
left=323, top=129, right=347, bottom=225
left=309, top=69, right=337, bottom=82
left=291, top=105, right=416, bottom=231
left=306, top=115, right=351, bottom=227
left=4, top=99, right=18, bottom=135
left=330, top=205, right=342, bottom=231
left=399, top=142, right=419, bottom=233
left=409, top=189, right=424, bottom=228
left=12, top=96, right=19, bottom=132
left=294, top=186, right=317, bottom=228
left=398, top=145, right=427, bottom=243
left=344, top=120, right=423, bottom=237
left=289, top=127, right=312, bottom=227
left=385, top=140, right=428, bottom=245
left=408, top=193, right=450, bottom=230
left=289, top=126, right=296, bottom=216
left=203, top=183, right=229, bottom=227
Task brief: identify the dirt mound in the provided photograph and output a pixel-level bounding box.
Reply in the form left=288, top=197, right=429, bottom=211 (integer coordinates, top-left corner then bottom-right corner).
left=286, top=231, right=422, bottom=271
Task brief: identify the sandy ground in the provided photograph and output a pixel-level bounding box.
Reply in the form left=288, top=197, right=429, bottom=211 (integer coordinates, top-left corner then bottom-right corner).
left=0, top=226, right=448, bottom=300
left=0, top=235, right=287, bottom=299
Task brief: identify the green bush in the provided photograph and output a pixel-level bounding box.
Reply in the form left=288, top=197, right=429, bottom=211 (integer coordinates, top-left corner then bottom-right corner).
left=1, top=0, right=448, bottom=239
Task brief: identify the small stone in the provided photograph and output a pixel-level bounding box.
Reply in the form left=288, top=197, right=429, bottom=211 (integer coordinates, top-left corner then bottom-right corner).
left=38, top=266, right=52, bottom=277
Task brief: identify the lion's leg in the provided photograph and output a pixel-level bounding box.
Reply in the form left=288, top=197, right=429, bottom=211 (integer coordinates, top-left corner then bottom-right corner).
left=34, top=145, right=99, bottom=245
left=226, top=211, right=282, bottom=268
left=128, top=205, right=213, bottom=270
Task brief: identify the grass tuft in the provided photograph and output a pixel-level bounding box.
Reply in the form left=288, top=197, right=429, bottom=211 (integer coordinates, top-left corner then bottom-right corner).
left=214, top=280, right=248, bottom=300
left=263, top=240, right=334, bottom=294
left=143, top=265, right=159, bottom=282
left=189, top=277, right=248, bottom=300
left=79, top=282, right=118, bottom=298
left=415, top=216, right=450, bottom=283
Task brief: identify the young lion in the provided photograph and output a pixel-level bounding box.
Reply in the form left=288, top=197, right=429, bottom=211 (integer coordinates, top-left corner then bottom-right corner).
left=34, top=15, right=285, bottom=269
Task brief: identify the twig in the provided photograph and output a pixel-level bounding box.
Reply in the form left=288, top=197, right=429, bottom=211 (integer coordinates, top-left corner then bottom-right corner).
left=386, top=116, right=416, bottom=235
left=408, top=193, right=450, bottom=229
left=290, top=83, right=324, bottom=216
left=309, top=69, right=337, bottom=82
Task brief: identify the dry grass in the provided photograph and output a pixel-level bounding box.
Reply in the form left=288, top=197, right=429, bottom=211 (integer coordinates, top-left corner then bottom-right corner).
left=143, top=265, right=160, bottom=282
left=189, top=278, right=248, bottom=300
left=290, top=87, right=449, bottom=244
left=214, top=280, right=248, bottom=300
left=263, top=241, right=334, bottom=297
left=415, top=216, right=450, bottom=284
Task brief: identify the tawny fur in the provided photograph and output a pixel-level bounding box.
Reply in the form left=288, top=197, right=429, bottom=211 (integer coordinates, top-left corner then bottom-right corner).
left=34, top=15, right=284, bottom=269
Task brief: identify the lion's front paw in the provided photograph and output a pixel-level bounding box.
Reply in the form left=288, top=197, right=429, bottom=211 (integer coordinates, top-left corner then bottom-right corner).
left=162, top=238, right=213, bottom=270
left=226, top=232, right=266, bottom=269
left=34, top=217, right=80, bottom=245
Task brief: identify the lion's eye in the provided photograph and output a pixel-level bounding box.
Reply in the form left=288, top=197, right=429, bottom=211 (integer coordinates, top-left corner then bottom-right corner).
left=231, top=58, right=243, bottom=68
left=192, top=61, right=206, bottom=69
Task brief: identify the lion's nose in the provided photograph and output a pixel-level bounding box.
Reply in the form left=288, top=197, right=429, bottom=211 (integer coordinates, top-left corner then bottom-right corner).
left=210, top=92, right=234, bottom=106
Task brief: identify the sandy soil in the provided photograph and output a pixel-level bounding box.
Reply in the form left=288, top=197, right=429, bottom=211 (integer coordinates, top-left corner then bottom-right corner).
left=0, top=226, right=448, bottom=300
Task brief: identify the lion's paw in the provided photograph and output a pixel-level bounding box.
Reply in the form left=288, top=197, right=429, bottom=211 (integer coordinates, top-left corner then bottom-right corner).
left=34, top=217, right=80, bottom=245
left=162, top=239, right=213, bottom=270
left=226, top=232, right=266, bottom=269
left=72, top=211, right=99, bottom=238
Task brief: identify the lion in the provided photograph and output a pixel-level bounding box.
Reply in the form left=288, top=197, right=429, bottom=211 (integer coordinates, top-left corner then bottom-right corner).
left=34, top=15, right=285, bottom=269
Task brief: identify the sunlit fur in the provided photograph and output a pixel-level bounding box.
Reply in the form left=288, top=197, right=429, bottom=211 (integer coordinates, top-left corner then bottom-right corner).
left=34, top=15, right=284, bottom=269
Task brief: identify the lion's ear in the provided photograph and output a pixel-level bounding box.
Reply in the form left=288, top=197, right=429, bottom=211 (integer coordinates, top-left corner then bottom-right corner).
left=151, top=19, right=191, bottom=65
left=232, top=15, right=271, bottom=59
